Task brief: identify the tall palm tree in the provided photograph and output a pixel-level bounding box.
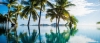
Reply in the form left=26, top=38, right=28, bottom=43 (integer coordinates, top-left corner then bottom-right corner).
left=36, top=0, right=47, bottom=42
left=21, top=0, right=40, bottom=26
left=38, top=0, right=47, bottom=26
left=0, top=0, right=17, bottom=27
left=55, top=0, right=75, bottom=27
left=12, top=4, right=23, bottom=25
left=46, top=0, right=75, bottom=27
left=46, top=1, right=59, bottom=27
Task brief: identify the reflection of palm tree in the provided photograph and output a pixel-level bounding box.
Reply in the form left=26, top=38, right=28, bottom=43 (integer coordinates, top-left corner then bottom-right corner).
left=70, top=27, right=78, bottom=36
left=21, top=0, right=40, bottom=26
left=0, top=13, right=7, bottom=24
left=0, top=26, right=6, bottom=35
left=19, top=29, right=38, bottom=43
left=27, top=26, right=30, bottom=36
left=38, top=26, right=42, bottom=43
left=6, top=25, right=18, bottom=43
left=45, top=26, right=78, bottom=43
left=45, top=29, right=70, bottom=43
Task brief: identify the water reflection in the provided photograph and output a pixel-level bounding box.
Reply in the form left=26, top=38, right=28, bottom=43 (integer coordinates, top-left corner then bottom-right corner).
left=0, top=26, right=6, bottom=35
left=0, top=26, right=40, bottom=43
left=1, top=25, right=100, bottom=43
left=0, top=25, right=79, bottom=43
left=70, top=27, right=78, bottom=36
left=45, top=26, right=78, bottom=43
left=7, top=25, right=18, bottom=43
left=19, top=28, right=38, bottom=43
left=97, top=26, right=100, bottom=30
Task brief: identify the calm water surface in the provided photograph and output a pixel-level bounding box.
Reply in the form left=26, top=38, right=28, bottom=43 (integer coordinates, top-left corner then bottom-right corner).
left=0, top=25, right=100, bottom=43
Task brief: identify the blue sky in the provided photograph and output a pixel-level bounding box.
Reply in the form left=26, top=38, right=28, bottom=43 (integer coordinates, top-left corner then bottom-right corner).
left=0, top=0, right=100, bottom=25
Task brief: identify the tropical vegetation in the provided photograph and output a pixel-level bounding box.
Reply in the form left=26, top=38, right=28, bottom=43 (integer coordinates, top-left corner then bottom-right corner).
left=0, top=0, right=78, bottom=27
left=97, top=21, right=100, bottom=24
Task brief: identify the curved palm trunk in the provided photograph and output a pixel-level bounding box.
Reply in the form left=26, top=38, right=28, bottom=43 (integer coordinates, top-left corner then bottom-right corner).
left=38, top=0, right=42, bottom=43
left=69, top=17, right=72, bottom=29
left=15, top=13, right=18, bottom=25
left=38, top=0, right=43, bottom=26
left=27, top=14, right=31, bottom=26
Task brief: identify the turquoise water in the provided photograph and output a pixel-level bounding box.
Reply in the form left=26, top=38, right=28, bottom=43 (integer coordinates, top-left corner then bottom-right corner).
left=0, top=25, right=100, bottom=43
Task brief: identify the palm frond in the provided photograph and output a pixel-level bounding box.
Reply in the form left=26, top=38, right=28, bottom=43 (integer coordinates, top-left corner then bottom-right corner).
left=21, top=0, right=29, bottom=5
left=31, top=9, right=38, bottom=21
left=47, top=1, right=54, bottom=9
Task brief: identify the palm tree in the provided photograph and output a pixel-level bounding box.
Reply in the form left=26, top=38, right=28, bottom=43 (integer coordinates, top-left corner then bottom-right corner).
left=68, top=15, right=78, bottom=29
left=55, top=0, right=75, bottom=27
left=12, top=4, right=23, bottom=25
left=38, top=0, right=47, bottom=26
left=46, top=1, right=59, bottom=28
left=46, top=0, right=75, bottom=27
left=21, top=0, right=40, bottom=26
left=0, top=0, right=17, bottom=27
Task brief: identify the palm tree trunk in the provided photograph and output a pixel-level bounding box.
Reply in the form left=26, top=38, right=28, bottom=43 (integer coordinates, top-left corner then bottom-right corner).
left=38, top=0, right=42, bottom=43
left=15, top=13, right=18, bottom=25
left=27, top=14, right=31, bottom=26
left=58, top=16, right=60, bottom=33
left=27, top=26, right=30, bottom=36
left=7, top=14, right=9, bottom=29
left=69, top=17, right=72, bottom=29
left=58, top=16, right=60, bottom=27
left=38, top=0, right=43, bottom=26
left=56, top=16, right=58, bottom=33
left=7, top=8, right=10, bottom=29
left=38, top=26, right=41, bottom=43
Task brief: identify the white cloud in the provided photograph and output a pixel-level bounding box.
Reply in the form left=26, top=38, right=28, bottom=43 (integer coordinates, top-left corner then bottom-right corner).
left=67, top=0, right=97, bottom=16
left=68, top=35, right=98, bottom=43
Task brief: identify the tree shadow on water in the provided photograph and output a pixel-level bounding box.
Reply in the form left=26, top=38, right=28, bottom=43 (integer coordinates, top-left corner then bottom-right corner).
left=19, top=26, right=38, bottom=43
left=45, top=26, right=78, bottom=43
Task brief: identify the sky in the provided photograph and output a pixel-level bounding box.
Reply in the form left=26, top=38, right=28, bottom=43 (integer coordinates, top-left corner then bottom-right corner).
left=0, top=0, right=100, bottom=25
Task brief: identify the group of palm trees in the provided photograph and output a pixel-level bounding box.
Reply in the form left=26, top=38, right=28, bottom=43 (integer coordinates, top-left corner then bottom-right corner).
left=0, top=0, right=78, bottom=28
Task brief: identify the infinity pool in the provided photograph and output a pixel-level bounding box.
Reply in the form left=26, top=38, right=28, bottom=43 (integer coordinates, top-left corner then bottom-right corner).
left=0, top=25, right=100, bottom=43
